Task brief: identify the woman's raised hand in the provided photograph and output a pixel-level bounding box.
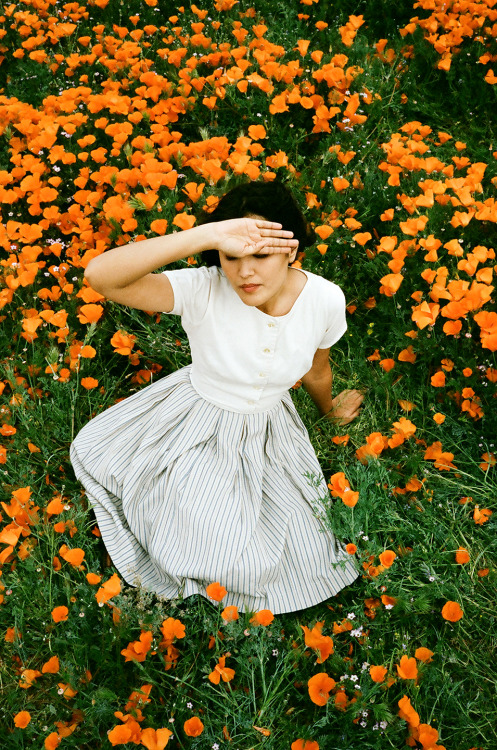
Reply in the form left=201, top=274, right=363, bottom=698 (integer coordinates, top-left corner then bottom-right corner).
left=214, top=218, right=299, bottom=257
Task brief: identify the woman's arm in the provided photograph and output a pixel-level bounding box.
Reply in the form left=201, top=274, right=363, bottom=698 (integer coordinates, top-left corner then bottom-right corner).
left=302, top=348, right=364, bottom=425
left=84, top=218, right=298, bottom=313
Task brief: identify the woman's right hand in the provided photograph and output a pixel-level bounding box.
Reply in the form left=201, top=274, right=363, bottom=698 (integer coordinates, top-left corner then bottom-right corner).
left=213, top=218, right=299, bottom=258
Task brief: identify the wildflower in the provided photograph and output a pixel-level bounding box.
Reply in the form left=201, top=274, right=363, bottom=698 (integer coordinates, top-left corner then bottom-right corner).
left=183, top=716, right=204, bottom=737
left=208, top=654, right=235, bottom=684
left=51, top=605, right=69, bottom=623
left=308, top=672, right=336, bottom=706
left=221, top=605, right=239, bottom=622
left=250, top=609, right=274, bottom=626
left=81, top=377, right=99, bottom=390
left=14, top=711, right=31, bottom=728
left=301, top=621, right=334, bottom=663
left=95, top=573, right=121, bottom=604
left=369, top=665, right=388, bottom=682
left=140, top=727, right=173, bottom=749
left=42, top=655, right=60, bottom=674
left=379, top=550, right=397, bottom=567
left=206, top=582, right=227, bottom=601
left=19, top=669, right=42, bottom=689
left=441, top=600, right=463, bottom=622
left=455, top=547, right=470, bottom=564
left=396, top=655, right=418, bottom=680
left=415, top=647, right=434, bottom=663
left=121, top=631, right=153, bottom=663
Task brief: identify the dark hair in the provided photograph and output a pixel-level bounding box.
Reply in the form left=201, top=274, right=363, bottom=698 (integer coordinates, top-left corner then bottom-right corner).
left=196, top=181, right=316, bottom=267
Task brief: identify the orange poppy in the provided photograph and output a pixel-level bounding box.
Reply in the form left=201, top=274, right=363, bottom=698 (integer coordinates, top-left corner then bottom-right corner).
left=95, top=572, right=121, bottom=604
left=301, top=622, right=334, bottom=663
left=110, top=331, right=136, bottom=355
left=81, top=377, right=99, bottom=390
left=369, top=665, right=388, bottom=683
left=455, top=547, right=470, bottom=564
left=14, top=711, right=31, bottom=728
left=77, top=304, right=103, bottom=324
left=206, top=581, right=227, bottom=601
left=51, top=605, right=69, bottom=623
left=159, top=617, right=186, bottom=646
left=379, top=550, right=397, bottom=568
left=415, top=647, right=434, bottom=663
left=140, top=727, right=173, bottom=750
left=121, top=631, right=154, bottom=663
left=308, top=672, right=336, bottom=706
left=441, top=600, right=463, bottom=622
left=396, top=655, right=418, bottom=680
left=42, top=655, right=60, bottom=674
left=208, top=654, right=236, bottom=684
left=221, top=605, right=239, bottom=621
left=183, top=717, right=204, bottom=737
left=398, top=695, right=420, bottom=727
left=19, top=669, right=42, bottom=688
left=250, top=609, right=274, bottom=626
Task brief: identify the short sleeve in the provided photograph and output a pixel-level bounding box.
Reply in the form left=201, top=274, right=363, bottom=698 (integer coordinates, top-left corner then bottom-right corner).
left=162, top=266, right=215, bottom=324
left=317, top=282, right=347, bottom=348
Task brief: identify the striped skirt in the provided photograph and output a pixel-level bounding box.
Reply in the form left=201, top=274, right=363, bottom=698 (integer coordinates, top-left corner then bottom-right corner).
left=70, top=365, right=359, bottom=614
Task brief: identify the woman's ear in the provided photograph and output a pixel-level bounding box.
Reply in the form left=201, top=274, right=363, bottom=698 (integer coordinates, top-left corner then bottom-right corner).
left=288, top=246, right=299, bottom=264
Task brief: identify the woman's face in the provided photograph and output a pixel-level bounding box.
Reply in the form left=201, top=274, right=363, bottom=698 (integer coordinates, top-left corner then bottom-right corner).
left=218, top=215, right=298, bottom=315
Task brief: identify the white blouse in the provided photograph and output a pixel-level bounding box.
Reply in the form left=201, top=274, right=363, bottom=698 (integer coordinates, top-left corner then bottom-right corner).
left=163, top=265, right=347, bottom=413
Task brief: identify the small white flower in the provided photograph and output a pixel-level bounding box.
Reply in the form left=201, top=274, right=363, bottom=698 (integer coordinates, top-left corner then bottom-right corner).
left=186, top=702, right=193, bottom=709
left=347, top=612, right=356, bottom=620
left=380, top=720, right=388, bottom=729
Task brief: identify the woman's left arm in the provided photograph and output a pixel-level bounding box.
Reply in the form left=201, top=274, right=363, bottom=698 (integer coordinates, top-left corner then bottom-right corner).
left=301, top=348, right=364, bottom=425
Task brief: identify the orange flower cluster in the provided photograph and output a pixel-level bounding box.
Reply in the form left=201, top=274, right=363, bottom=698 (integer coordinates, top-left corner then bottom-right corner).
left=376, top=125, right=495, bottom=344
left=398, top=695, right=446, bottom=750
left=108, top=618, right=185, bottom=745
left=0, top=487, right=40, bottom=591
left=400, top=0, right=497, bottom=82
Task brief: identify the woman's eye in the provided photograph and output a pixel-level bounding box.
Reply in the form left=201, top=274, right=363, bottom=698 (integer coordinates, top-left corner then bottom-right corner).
left=255, top=253, right=269, bottom=259
left=224, top=255, right=237, bottom=261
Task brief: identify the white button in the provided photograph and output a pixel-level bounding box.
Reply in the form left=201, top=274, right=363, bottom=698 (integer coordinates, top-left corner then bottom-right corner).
left=254, top=385, right=261, bottom=390
left=259, top=372, right=266, bottom=377
left=263, top=348, right=271, bottom=353
left=247, top=400, right=255, bottom=405
left=268, top=322, right=275, bottom=328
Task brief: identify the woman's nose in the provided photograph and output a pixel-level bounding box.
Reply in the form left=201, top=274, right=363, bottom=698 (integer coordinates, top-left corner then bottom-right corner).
left=238, top=257, right=255, bottom=277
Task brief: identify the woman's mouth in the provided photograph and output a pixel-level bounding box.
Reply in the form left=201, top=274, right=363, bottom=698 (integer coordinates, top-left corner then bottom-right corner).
left=240, top=284, right=260, bottom=293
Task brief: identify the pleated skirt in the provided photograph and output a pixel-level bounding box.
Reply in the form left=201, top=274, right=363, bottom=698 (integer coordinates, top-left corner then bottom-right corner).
left=70, top=365, right=359, bottom=614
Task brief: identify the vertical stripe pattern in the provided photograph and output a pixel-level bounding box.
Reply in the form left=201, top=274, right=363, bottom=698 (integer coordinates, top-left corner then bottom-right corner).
left=70, top=366, right=359, bottom=614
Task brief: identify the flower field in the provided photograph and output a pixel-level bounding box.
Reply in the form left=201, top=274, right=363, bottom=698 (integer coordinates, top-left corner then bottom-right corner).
left=0, top=0, right=496, bottom=747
